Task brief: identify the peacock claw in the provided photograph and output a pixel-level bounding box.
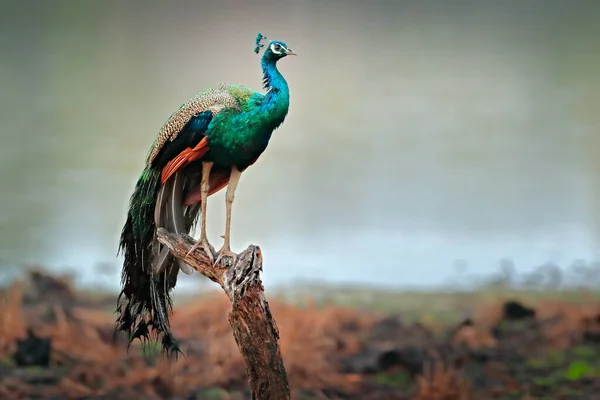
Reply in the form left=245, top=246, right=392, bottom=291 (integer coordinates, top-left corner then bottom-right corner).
left=187, top=238, right=214, bottom=263
left=215, top=247, right=237, bottom=266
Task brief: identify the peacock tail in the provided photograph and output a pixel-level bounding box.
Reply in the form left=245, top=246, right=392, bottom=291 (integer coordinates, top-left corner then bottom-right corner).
left=116, top=166, right=181, bottom=356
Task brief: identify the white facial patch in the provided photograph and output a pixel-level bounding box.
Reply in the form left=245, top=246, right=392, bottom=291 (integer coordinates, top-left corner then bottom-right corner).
left=270, top=43, right=285, bottom=55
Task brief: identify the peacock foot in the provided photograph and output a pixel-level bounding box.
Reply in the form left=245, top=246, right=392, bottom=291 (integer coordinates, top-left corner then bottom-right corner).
left=215, top=246, right=237, bottom=266
left=187, top=237, right=214, bottom=264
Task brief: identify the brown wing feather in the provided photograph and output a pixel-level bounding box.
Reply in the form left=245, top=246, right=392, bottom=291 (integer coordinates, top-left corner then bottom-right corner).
left=160, top=137, right=210, bottom=184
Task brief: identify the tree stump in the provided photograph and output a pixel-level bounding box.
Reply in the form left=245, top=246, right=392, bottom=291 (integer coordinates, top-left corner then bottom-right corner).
left=156, top=228, right=290, bottom=400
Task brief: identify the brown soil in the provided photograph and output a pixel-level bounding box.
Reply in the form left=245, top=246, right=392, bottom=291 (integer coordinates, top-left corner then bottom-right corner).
left=1, top=271, right=600, bottom=400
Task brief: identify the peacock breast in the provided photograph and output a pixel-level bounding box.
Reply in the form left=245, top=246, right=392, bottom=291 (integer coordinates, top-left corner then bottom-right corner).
left=204, top=115, right=273, bottom=169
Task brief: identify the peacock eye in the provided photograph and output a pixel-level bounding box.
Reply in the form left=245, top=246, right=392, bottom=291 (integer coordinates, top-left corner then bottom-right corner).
left=274, top=44, right=281, bottom=51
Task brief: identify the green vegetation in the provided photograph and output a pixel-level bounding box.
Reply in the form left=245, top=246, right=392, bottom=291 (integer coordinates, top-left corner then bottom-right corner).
left=526, top=345, right=600, bottom=393
left=373, top=371, right=411, bottom=388
left=195, top=388, right=230, bottom=399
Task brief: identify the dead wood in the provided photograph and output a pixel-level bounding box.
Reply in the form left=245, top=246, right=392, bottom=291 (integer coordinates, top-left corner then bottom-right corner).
left=156, top=228, right=290, bottom=400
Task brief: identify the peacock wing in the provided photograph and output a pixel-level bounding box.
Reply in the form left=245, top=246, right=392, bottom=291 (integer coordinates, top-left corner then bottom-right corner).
left=146, top=83, right=241, bottom=168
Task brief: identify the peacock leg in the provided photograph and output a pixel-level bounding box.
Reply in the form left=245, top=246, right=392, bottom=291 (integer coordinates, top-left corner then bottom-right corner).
left=187, top=161, right=214, bottom=261
left=215, top=166, right=242, bottom=265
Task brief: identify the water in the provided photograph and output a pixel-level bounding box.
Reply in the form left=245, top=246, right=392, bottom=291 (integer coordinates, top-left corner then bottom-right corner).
left=1, top=0, right=599, bottom=291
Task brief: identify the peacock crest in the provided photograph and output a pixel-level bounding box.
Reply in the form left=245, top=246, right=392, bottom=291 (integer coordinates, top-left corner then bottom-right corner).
left=254, top=33, right=268, bottom=54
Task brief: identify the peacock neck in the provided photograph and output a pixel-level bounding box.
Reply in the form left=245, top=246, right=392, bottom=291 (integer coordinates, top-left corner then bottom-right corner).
left=260, top=57, right=290, bottom=119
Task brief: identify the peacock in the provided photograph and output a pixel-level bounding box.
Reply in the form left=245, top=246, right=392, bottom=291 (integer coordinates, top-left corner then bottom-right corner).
left=115, top=34, right=295, bottom=356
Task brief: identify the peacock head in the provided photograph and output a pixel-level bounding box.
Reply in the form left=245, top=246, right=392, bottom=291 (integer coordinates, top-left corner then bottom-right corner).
left=254, top=34, right=296, bottom=61
left=264, top=41, right=296, bottom=60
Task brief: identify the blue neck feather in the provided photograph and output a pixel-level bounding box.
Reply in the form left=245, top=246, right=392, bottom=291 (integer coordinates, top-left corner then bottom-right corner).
left=260, top=56, right=290, bottom=119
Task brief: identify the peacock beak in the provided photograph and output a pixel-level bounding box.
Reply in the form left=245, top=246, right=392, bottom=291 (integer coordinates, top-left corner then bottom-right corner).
left=285, top=48, right=297, bottom=56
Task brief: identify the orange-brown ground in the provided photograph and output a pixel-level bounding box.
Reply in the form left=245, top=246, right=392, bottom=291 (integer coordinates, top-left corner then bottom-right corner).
left=1, top=271, right=600, bottom=400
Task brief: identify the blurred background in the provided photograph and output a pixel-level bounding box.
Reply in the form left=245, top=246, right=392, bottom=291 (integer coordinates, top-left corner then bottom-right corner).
left=1, top=0, right=599, bottom=293
left=3, top=1, right=600, bottom=399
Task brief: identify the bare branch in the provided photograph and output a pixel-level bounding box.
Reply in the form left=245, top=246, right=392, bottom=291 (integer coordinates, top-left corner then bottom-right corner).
left=156, top=228, right=291, bottom=400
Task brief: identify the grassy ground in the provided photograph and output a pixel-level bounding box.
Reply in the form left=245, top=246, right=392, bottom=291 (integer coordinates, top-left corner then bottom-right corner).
left=82, top=283, right=600, bottom=326
left=303, top=287, right=598, bottom=324
left=1, top=271, right=600, bottom=399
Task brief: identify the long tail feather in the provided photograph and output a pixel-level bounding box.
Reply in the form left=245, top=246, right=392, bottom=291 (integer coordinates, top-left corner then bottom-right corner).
left=115, top=167, right=200, bottom=358
left=166, top=172, right=194, bottom=274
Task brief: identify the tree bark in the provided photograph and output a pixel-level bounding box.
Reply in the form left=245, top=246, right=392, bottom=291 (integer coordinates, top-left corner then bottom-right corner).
left=156, top=228, right=290, bottom=400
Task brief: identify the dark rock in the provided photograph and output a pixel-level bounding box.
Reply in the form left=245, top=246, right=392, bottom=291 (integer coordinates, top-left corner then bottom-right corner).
left=502, top=301, right=536, bottom=320
left=369, top=315, right=403, bottom=342
left=341, top=348, right=380, bottom=373
left=341, top=346, right=430, bottom=376
left=13, top=329, right=51, bottom=367
left=378, top=348, right=428, bottom=375
left=583, top=331, right=600, bottom=343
